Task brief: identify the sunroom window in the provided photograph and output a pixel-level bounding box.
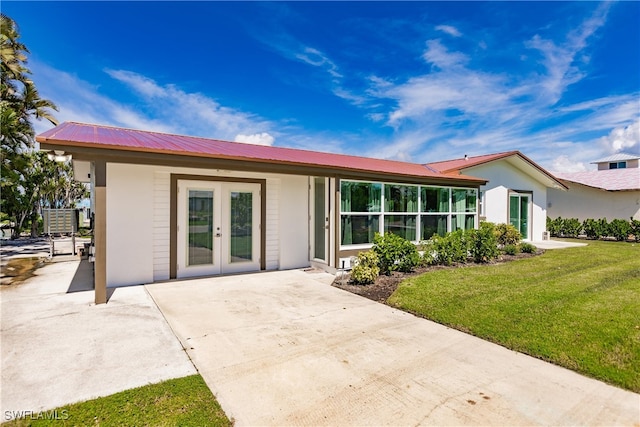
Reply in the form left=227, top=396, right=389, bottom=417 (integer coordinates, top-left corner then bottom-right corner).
left=383, top=184, right=418, bottom=241
left=341, top=182, right=382, bottom=245
left=340, top=180, right=478, bottom=247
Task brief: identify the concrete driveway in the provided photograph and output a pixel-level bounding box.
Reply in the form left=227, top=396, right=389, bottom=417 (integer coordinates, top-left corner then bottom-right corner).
left=1, top=258, right=196, bottom=419
left=146, top=269, right=639, bottom=426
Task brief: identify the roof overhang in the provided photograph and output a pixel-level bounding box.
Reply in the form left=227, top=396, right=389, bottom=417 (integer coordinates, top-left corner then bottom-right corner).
left=486, top=154, right=568, bottom=190
left=38, top=140, right=486, bottom=188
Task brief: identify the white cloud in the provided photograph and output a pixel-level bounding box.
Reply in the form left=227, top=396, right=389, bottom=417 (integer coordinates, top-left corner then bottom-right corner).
left=599, top=119, right=640, bottom=153
left=524, top=2, right=610, bottom=104
left=30, top=61, right=173, bottom=136
left=30, top=62, right=284, bottom=148
left=105, top=69, right=275, bottom=141
left=422, top=39, right=469, bottom=69
left=234, top=132, right=275, bottom=146
left=295, top=46, right=342, bottom=79
left=435, top=25, right=462, bottom=38
left=551, top=155, right=588, bottom=173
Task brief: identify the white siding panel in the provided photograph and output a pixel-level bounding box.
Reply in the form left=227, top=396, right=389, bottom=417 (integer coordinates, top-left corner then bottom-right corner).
left=279, top=175, right=311, bottom=269
left=106, top=164, right=155, bottom=286
left=265, top=178, right=280, bottom=270
left=153, top=171, right=171, bottom=281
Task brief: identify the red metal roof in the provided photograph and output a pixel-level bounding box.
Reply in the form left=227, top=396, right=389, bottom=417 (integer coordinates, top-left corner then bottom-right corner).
left=426, top=150, right=567, bottom=189
left=426, top=151, right=521, bottom=173
left=37, top=122, right=485, bottom=183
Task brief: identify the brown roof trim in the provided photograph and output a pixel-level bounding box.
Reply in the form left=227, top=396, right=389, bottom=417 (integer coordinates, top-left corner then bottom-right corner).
left=428, top=151, right=567, bottom=190
left=40, top=142, right=486, bottom=187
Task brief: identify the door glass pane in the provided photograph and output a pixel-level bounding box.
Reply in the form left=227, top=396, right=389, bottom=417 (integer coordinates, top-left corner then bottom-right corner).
left=188, top=190, right=213, bottom=266
left=314, top=178, right=326, bottom=260
left=509, top=195, right=519, bottom=231
left=520, top=196, right=529, bottom=238
left=230, top=192, right=252, bottom=263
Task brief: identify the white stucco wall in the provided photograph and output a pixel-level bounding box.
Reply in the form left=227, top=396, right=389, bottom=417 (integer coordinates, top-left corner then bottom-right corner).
left=104, top=163, right=311, bottom=287
left=548, top=184, right=640, bottom=221
left=467, top=162, right=549, bottom=241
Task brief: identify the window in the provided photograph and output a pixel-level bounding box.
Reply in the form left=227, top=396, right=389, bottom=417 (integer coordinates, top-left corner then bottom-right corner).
left=341, top=182, right=382, bottom=245
left=609, top=161, right=627, bottom=169
left=384, top=184, right=418, bottom=241
left=340, top=180, right=478, bottom=246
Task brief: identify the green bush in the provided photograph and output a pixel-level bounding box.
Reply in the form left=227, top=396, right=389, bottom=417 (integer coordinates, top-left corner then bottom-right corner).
left=349, top=250, right=380, bottom=285
left=630, top=218, right=640, bottom=242
left=494, top=223, right=521, bottom=246
left=583, top=218, right=604, bottom=240
left=547, top=216, right=560, bottom=237
left=418, top=240, right=437, bottom=266
left=519, top=242, right=537, bottom=253
left=468, top=222, right=499, bottom=263
left=430, top=230, right=468, bottom=266
left=503, top=244, right=518, bottom=255
left=609, top=219, right=631, bottom=241
left=372, top=232, right=420, bottom=275
left=562, top=218, right=583, bottom=237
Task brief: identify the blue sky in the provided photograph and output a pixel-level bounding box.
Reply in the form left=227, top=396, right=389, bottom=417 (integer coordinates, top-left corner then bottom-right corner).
left=6, top=1, right=640, bottom=171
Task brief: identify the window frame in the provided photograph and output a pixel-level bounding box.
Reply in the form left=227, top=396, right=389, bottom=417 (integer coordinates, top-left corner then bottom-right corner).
left=339, top=180, right=478, bottom=248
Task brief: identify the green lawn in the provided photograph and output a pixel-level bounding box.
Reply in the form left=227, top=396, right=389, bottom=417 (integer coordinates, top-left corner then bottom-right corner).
left=388, top=239, right=640, bottom=392
left=3, top=375, right=232, bottom=426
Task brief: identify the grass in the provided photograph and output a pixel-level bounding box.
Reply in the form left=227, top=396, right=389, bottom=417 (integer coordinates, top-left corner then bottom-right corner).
left=387, top=239, right=640, bottom=392
left=3, top=375, right=232, bottom=427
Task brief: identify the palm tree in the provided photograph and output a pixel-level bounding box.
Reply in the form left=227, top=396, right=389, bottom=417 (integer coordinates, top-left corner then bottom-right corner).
left=1, top=14, right=61, bottom=238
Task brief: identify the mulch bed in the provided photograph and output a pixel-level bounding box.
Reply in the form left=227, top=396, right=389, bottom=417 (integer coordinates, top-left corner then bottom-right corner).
left=332, top=251, right=544, bottom=303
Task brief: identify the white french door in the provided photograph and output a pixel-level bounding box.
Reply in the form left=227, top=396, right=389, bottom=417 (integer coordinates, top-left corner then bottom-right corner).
left=177, top=180, right=261, bottom=278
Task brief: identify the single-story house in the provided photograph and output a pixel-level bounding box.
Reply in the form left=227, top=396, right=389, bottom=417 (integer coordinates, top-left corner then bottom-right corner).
left=425, top=151, right=568, bottom=241
left=548, top=153, right=640, bottom=221
left=37, top=122, right=489, bottom=303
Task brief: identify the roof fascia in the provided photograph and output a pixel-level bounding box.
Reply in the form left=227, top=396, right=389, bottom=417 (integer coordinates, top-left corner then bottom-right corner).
left=462, top=153, right=568, bottom=190
left=40, top=142, right=487, bottom=187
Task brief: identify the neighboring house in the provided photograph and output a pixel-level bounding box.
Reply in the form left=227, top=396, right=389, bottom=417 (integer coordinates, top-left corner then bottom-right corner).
left=548, top=153, right=640, bottom=222
left=37, top=122, right=487, bottom=303
left=426, top=151, right=567, bottom=242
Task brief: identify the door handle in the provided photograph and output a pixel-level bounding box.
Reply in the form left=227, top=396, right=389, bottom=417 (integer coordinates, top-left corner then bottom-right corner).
left=215, top=233, right=222, bottom=237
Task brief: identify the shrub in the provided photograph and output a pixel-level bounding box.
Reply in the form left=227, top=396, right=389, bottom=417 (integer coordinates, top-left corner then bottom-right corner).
left=418, top=240, right=437, bottom=266
left=372, top=232, right=420, bottom=275
left=561, top=218, right=582, bottom=238
left=494, top=223, right=521, bottom=246
left=609, top=219, right=631, bottom=241
left=349, top=250, right=380, bottom=285
left=519, top=242, right=537, bottom=253
left=502, top=244, right=518, bottom=255
left=547, top=216, right=562, bottom=237
left=630, top=218, right=640, bottom=242
left=430, top=230, right=468, bottom=266
left=583, top=218, right=604, bottom=240
left=598, top=218, right=611, bottom=238
left=468, top=222, right=499, bottom=263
